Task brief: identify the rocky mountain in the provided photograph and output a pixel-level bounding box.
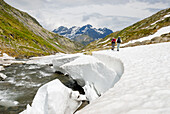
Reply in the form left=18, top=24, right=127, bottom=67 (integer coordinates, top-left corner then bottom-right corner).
left=0, top=0, right=83, bottom=58
left=53, top=24, right=113, bottom=45
left=83, top=8, right=170, bottom=53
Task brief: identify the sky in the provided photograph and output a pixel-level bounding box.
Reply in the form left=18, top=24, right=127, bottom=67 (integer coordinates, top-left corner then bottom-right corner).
left=4, top=0, right=170, bottom=31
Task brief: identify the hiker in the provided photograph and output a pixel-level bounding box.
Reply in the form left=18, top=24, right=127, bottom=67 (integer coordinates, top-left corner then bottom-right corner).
left=117, top=36, right=121, bottom=51
left=111, top=37, right=116, bottom=50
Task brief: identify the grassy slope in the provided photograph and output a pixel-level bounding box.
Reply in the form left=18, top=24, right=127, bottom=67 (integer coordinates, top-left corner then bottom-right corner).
left=83, top=8, right=170, bottom=52
left=0, top=0, right=83, bottom=58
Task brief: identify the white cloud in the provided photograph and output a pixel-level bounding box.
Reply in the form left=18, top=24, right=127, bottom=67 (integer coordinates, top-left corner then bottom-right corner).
left=4, top=0, right=169, bottom=31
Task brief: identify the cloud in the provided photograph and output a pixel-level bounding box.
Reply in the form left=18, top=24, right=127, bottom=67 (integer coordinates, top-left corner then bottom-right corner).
left=4, top=0, right=169, bottom=31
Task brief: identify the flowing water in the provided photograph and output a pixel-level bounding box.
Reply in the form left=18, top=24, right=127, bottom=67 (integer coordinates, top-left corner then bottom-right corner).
left=0, top=64, right=81, bottom=114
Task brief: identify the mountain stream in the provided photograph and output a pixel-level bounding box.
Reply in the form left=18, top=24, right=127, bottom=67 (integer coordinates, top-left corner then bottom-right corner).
left=0, top=64, right=82, bottom=113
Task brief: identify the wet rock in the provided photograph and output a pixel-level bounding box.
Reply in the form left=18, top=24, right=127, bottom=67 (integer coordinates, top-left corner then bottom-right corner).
left=0, top=100, right=18, bottom=107
left=3, top=64, right=11, bottom=67
left=0, top=73, right=7, bottom=81
left=75, top=100, right=89, bottom=112
left=0, top=105, right=26, bottom=114
left=0, top=66, right=5, bottom=71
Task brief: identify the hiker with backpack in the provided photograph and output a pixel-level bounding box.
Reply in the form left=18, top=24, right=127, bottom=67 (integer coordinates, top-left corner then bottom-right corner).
left=117, top=36, right=121, bottom=51
left=111, top=37, right=116, bottom=50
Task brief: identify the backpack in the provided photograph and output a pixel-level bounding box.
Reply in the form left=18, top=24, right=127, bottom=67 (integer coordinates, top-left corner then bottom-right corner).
left=111, top=38, right=116, bottom=43
left=117, top=37, right=121, bottom=43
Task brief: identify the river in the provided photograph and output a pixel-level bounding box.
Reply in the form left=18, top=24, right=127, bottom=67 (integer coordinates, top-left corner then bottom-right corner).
left=0, top=64, right=81, bottom=113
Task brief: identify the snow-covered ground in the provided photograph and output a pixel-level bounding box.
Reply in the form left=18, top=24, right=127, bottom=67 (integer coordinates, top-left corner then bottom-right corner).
left=76, top=42, right=170, bottom=114
left=0, top=29, right=166, bottom=114
left=26, top=53, right=65, bottom=65
left=20, top=42, right=170, bottom=114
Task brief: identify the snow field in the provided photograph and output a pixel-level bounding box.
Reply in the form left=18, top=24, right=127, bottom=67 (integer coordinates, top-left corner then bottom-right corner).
left=20, top=41, right=170, bottom=114
left=76, top=42, right=170, bottom=114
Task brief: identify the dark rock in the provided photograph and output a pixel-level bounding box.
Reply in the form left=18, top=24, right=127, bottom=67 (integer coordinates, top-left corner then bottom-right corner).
left=151, top=37, right=161, bottom=43
left=55, top=71, right=63, bottom=74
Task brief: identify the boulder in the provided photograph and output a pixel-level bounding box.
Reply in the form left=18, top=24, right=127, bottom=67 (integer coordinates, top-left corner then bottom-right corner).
left=161, top=37, right=168, bottom=42
left=0, top=66, right=5, bottom=71
left=0, top=73, right=7, bottom=81
left=151, top=36, right=161, bottom=43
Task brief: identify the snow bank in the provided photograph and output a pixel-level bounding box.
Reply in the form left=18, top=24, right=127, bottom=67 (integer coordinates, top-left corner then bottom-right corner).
left=61, top=55, right=118, bottom=94
left=0, top=53, right=15, bottom=65
left=92, top=52, right=124, bottom=78
left=121, top=26, right=170, bottom=47
left=53, top=54, right=119, bottom=101
left=0, top=53, right=25, bottom=65
left=20, top=79, right=86, bottom=114
left=26, top=53, right=65, bottom=65
left=76, top=42, right=170, bottom=114
left=1, top=53, right=15, bottom=60
left=52, top=53, right=82, bottom=73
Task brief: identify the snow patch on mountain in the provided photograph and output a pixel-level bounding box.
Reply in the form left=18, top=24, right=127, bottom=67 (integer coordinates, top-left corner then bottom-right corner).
left=98, top=38, right=111, bottom=44
left=150, top=14, right=170, bottom=26
left=53, top=24, right=113, bottom=41
left=121, top=26, right=170, bottom=47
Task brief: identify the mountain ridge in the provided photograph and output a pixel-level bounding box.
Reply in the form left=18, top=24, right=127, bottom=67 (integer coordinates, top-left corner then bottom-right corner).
left=53, top=24, right=113, bottom=45
left=82, top=8, right=170, bottom=52
left=0, top=0, right=83, bottom=58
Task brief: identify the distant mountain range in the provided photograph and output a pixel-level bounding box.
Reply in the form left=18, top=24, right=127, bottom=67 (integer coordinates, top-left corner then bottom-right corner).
left=53, top=24, right=113, bottom=45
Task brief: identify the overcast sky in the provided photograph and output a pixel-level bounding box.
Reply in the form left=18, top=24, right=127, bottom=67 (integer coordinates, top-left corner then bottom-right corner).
left=4, top=0, right=170, bottom=31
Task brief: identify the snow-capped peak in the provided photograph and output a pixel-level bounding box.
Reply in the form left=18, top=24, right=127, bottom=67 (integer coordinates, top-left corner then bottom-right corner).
left=52, top=24, right=113, bottom=44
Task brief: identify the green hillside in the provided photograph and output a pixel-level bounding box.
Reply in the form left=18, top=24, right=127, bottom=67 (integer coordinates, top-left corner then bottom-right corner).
left=83, top=8, right=170, bottom=52
left=0, top=0, right=83, bottom=58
